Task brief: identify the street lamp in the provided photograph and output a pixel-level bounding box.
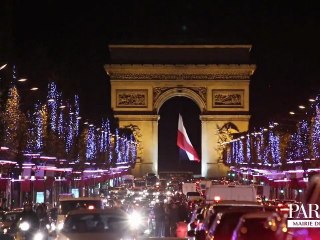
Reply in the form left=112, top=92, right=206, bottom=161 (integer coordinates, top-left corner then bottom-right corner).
left=0, top=63, right=7, bottom=71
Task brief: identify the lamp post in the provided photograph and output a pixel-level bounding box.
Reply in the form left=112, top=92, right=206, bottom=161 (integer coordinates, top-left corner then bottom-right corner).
left=0, top=63, right=7, bottom=71
left=31, top=174, right=35, bottom=203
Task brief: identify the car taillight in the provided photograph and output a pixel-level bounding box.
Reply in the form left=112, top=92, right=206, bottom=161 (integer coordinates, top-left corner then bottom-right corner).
left=280, top=207, right=289, bottom=212
left=214, top=196, right=221, bottom=202
left=88, top=205, right=95, bottom=210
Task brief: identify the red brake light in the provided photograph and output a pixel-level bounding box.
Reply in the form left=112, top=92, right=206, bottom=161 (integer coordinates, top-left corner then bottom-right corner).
left=88, top=205, right=95, bottom=210
left=214, top=196, right=221, bottom=202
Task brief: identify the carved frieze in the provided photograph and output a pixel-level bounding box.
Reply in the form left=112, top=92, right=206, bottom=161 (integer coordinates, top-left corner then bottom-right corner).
left=116, top=89, right=148, bottom=108
left=212, top=89, right=244, bottom=108
left=110, top=73, right=250, bottom=80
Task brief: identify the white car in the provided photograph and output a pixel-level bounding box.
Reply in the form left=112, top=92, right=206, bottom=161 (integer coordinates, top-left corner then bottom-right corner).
left=56, top=208, right=143, bottom=240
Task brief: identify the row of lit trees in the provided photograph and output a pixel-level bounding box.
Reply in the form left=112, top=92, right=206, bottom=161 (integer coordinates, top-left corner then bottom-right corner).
left=223, top=95, right=320, bottom=169
left=0, top=72, right=137, bottom=172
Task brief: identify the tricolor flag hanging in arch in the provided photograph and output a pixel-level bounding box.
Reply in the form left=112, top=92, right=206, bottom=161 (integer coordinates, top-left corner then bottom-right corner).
left=177, top=114, right=200, bottom=162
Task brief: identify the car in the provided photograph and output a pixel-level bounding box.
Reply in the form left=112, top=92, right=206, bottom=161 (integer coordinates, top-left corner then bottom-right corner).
left=55, top=208, right=144, bottom=240
left=188, top=201, right=266, bottom=240
left=0, top=209, right=23, bottom=235
left=205, top=209, right=260, bottom=240
left=231, top=211, right=284, bottom=240
left=57, top=196, right=104, bottom=223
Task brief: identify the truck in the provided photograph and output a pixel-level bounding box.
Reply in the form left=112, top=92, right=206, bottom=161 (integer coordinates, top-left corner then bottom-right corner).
left=205, top=184, right=257, bottom=203
left=199, top=180, right=212, bottom=191
left=182, top=182, right=197, bottom=195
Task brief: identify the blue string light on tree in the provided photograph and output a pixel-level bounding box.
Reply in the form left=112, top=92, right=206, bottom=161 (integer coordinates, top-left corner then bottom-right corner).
left=115, top=128, right=121, bottom=163
left=86, top=125, right=97, bottom=161
left=297, top=120, right=310, bottom=160
left=47, top=82, right=58, bottom=132
left=119, top=132, right=126, bottom=163
left=65, top=103, right=74, bottom=153
left=311, top=103, right=320, bottom=159
left=226, top=144, right=232, bottom=165
left=237, top=139, right=244, bottom=164
left=74, top=95, right=80, bottom=137
left=34, top=102, right=43, bottom=152
left=121, top=134, right=129, bottom=163
left=268, top=127, right=281, bottom=165
left=57, top=94, right=64, bottom=136
left=129, top=134, right=137, bottom=164
left=246, top=134, right=251, bottom=163
left=99, top=119, right=109, bottom=153
left=12, top=65, right=17, bottom=84
left=287, top=133, right=299, bottom=161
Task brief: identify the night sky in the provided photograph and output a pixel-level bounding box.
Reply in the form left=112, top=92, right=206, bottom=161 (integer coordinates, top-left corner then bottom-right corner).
left=1, top=1, right=320, bottom=171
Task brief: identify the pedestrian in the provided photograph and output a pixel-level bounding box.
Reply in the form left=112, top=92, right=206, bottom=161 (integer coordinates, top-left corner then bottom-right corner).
left=154, top=202, right=165, bottom=237
left=0, top=198, right=9, bottom=211
left=169, top=202, right=179, bottom=237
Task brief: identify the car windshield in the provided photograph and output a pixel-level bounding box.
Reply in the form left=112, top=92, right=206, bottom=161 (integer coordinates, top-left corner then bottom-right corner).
left=187, top=192, right=200, bottom=196
left=240, top=218, right=278, bottom=240
left=206, top=205, right=263, bottom=229
left=210, top=211, right=259, bottom=238
left=63, top=213, right=128, bottom=233
left=59, top=200, right=102, bottom=215
left=3, top=212, right=21, bottom=222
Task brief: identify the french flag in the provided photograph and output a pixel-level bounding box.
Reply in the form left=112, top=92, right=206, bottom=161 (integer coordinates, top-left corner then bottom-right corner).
left=177, top=114, right=200, bottom=162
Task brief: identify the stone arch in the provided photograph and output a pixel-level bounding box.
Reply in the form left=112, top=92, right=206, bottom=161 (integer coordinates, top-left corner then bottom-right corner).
left=106, top=45, right=255, bottom=178
left=154, top=88, right=206, bottom=114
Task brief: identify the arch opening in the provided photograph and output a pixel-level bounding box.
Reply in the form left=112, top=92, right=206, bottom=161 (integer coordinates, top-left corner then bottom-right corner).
left=158, top=96, right=201, bottom=175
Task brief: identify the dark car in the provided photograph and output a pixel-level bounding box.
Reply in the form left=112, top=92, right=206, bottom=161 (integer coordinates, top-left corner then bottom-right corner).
left=231, top=212, right=284, bottom=240
left=188, top=201, right=265, bottom=240
left=205, top=209, right=258, bottom=240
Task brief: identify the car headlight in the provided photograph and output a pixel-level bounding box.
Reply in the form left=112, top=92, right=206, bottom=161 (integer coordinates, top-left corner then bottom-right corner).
left=57, top=222, right=64, bottom=231
left=19, top=221, right=30, bottom=231
left=128, top=211, right=143, bottom=229
left=50, top=222, right=56, bottom=231
left=3, top=228, right=8, bottom=234
left=33, top=232, right=44, bottom=240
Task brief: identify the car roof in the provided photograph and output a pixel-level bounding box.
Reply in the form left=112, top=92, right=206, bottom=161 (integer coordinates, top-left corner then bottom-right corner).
left=59, top=197, right=102, bottom=201
left=6, top=209, right=23, bottom=213
left=241, top=211, right=279, bottom=219
left=213, top=200, right=261, bottom=206
left=67, top=208, right=127, bottom=216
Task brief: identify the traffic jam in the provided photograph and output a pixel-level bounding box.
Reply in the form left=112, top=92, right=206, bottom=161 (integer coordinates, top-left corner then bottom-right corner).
left=1, top=172, right=320, bottom=240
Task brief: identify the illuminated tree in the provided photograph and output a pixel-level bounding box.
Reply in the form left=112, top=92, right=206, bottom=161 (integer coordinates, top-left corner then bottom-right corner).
left=47, top=82, right=58, bottom=132
left=311, top=105, right=320, bottom=159
left=1, top=86, right=24, bottom=150
left=26, top=102, right=48, bottom=152
left=86, top=125, right=97, bottom=160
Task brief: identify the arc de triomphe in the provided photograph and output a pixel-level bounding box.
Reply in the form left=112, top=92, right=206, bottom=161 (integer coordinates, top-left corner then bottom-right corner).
left=105, top=45, right=256, bottom=178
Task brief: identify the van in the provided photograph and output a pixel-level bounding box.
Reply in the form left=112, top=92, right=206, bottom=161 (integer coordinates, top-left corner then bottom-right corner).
left=206, top=184, right=257, bottom=203
left=182, top=182, right=197, bottom=195
left=56, top=196, right=104, bottom=229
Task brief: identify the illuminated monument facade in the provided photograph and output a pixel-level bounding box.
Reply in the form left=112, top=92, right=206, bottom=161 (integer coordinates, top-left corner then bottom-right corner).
left=105, top=45, right=256, bottom=177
